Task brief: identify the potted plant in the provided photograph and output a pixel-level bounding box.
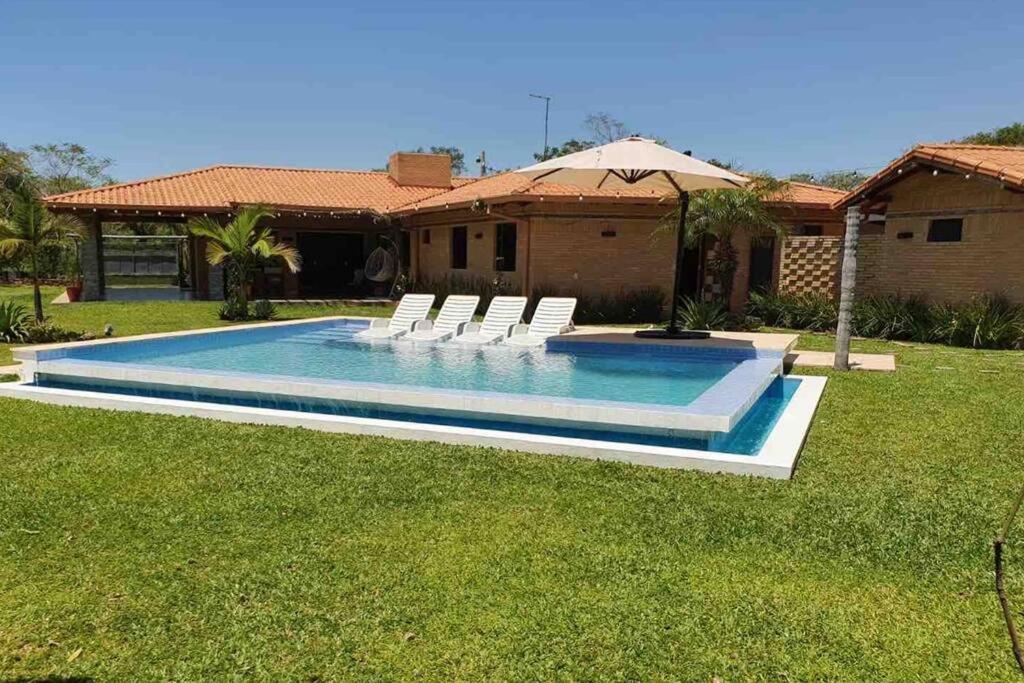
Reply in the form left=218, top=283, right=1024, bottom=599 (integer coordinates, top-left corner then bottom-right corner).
left=64, top=242, right=83, bottom=302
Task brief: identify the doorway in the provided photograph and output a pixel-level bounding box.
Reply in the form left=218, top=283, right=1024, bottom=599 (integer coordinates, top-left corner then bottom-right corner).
left=297, top=232, right=365, bottom=297
left=748, top=236, right=776, bottom=294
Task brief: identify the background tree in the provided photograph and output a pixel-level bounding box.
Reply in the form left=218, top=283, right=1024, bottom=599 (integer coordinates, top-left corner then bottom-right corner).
left=0, top=176, right=82, bottom=321
left=788, top=170, right=869, bottom=191
left=29, top=143, right=114, bottom=195
left=532, top=139, right=595, bottom=162
left=958, top=122, right=1024, bottom=146
left=188, top=205, right=301, bottom=314
left=534, top=113, right=668, bottom=162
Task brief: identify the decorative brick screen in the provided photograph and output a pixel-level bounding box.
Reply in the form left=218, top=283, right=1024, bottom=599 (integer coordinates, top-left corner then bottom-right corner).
left=779, top=236, right=842, bottom=299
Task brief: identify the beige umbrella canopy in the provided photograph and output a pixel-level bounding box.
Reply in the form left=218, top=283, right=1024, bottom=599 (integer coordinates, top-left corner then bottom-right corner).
left=517, top=135, right=747, bottom=194
left=516, top=136, right=748, bottom=338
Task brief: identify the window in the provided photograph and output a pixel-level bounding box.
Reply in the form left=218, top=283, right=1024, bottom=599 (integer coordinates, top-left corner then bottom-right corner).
left=450, top=226, right=467, bottom=269
left=794, top=224, right=823, bottom=236
left=495, top=222, right=517, bottom=272
left=927, top=218, right=963, bottom=243
left=422, top=229, right=431, bottom=245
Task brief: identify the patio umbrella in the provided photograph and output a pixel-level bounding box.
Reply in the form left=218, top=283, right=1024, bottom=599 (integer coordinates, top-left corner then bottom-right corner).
left=516, top=136, right=748, bottom=339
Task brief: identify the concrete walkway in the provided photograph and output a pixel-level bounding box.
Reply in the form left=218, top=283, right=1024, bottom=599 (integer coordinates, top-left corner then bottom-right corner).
left=786, top=350, right=896, bottom=372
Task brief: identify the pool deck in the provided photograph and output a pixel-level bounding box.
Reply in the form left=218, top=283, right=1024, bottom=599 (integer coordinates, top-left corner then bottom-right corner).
left=565, top=327, right=800, bottom=354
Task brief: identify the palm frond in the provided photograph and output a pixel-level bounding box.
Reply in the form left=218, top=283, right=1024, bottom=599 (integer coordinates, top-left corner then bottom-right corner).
left=204, top=241, right=230, bottom=266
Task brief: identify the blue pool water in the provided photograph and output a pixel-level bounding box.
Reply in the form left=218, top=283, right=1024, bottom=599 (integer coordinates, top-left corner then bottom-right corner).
left=54, top=319, right=752, bottom=409
left=32, top=374, right=800, bottom=455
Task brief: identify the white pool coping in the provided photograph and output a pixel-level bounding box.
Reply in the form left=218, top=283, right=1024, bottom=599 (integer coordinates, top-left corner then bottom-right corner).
left=16, top=317, right=784, bottom=435
left=0, top=375, right=826, bottom=479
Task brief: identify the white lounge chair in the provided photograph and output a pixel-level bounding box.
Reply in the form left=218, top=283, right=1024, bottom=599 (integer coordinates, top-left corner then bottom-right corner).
left=505, top=297, right=577, bottom=347
left=355, top=293, right=435, bottom=340
left=402, top=295, right=480, bottom=342
left=451, top=296, right=528, bottom=345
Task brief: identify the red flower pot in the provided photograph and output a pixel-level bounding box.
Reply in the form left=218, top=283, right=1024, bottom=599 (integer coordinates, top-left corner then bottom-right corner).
left=66, top=282, right=83, bottom=302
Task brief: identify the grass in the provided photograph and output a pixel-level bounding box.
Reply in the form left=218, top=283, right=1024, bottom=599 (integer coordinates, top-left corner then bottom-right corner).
left=2, top=287, right=1023, bottom=678
left=0, top=285, right=392, bottom=366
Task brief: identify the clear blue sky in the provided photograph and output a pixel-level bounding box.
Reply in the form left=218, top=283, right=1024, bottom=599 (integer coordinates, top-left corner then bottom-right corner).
left=2, top=0, right=1021, bottom=182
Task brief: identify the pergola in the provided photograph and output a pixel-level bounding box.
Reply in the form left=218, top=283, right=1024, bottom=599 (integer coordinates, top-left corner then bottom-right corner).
left=40, top=163, right=453, bottom=301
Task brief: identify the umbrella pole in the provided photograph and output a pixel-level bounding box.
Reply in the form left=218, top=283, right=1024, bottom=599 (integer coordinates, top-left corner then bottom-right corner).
left=634, top=190, right=708, bottom=341
left=666, top=190, right=690, bottom=334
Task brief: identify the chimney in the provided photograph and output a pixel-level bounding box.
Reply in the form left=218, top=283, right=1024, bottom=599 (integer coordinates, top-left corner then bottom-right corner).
left=388, top=152, right=452, bottom=188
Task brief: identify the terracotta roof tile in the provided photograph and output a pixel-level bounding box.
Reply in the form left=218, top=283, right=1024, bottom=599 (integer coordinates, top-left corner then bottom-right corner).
left=44, top=164, right=474, bottom=213
left=835, top=144, right=1024, bottom=208
left=392, top=172, right=671, bottom=213
left=45, top=163, right=843, bottom=216
left=771, top=181, right=848, bottom=206
left=394, top=173, right=842, bottom=213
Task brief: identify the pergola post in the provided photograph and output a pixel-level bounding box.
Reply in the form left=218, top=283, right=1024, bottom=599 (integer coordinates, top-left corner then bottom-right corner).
left=81, top=212, right=106, bottom=301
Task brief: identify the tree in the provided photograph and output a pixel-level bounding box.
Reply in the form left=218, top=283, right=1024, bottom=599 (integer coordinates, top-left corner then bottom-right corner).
left=0, top=176, right=82, bottom=321
left=959, top=122, right=1024, bottom=146
left=659, top=174, right=790, bottom=306
left=833, top=206, right=860, bottom=370
left=188, top=205, right=301, bottom=313
left=584, top=112, right=668, bottom=146
left=532, top=138, right=594, bottom=162
left=789, top=170, right=868, bottom=191
left=584, top=113, right=629, bottom=143
left=29, top=143, right=114, bottom=195
left=1, top=142, right=35, bottom=214
left=534, top=114, right=667, bottom=162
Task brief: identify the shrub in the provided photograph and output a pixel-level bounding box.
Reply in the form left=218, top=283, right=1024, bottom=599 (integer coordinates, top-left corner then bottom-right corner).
left=219, top=298, right=249, bottom=321
left=251, top=299, right=276, bottom=320
left=408, top=273, right=516, bottom=312
left=747, top=290, right=837, bottom=331
left=930, top=295, right=1024, bottom=349
left=20, top=321, right=84, bottom=344
left=750, top=289, right=1024, bottom=350
left=675, top=297, right=731, bottom=330
left=0, top=301, right=30, bottom=342
left=527, top=286, right=666, bottom=325
left=853, top=295, right=932, bottom=341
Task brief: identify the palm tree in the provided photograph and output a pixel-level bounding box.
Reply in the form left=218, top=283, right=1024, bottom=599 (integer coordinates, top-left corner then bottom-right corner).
left=659, top=173, right=790, bottom=306
left=0, top=176, right=81, bottom=322
left=188, top=205, right=300, bottom=312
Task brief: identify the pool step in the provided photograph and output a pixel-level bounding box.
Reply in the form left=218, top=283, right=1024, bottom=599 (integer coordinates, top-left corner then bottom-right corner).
left=285, top=328, right=363, bottom=346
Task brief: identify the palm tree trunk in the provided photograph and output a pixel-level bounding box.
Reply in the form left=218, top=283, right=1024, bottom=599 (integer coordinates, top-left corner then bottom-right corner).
left=834, top=206, right=861, bottom=370
left=236, top=263, right=249, bottom=314
left=31, top=250, right=44, bottom=322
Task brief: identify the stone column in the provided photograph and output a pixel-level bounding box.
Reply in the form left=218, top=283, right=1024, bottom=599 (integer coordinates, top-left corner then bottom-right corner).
left=81, top=213, right=105, bottom=301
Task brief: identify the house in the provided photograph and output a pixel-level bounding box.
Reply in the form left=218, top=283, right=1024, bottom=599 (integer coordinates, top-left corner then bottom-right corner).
left=835, top=144, right=1024, bottom=304
left=44, top=151, right=844, bottom=309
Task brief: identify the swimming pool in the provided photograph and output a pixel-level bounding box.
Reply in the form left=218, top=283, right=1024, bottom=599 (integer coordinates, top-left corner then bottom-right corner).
left=6, top=317, right=826, bottom=478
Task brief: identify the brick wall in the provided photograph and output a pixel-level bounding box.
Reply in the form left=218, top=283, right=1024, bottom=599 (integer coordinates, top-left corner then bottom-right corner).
left=415, top=216, right=674, bottom=299
left=527, top=216, right=674, bottom=297
left=415, top=221, right=524, bottom=291
left=855, top=172, right=1024, bottom=303
left=778, top=236, right=842, bottom=298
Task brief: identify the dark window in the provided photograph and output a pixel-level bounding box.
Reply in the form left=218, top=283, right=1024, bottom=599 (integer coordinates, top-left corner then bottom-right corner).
left=495, top=222, right=517, bottom=272
left=450, top=226, right=467, bottom=269
left=927, top=218, right=963, bottom=243
left=748, top=237, right=776, bottom=294
left=422, top=229, right=431, bottom=245
left=795, top=224, right=823, bottom=236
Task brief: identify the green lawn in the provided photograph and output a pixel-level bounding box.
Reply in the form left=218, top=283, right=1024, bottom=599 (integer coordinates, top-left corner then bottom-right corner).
left=2, top=287, right=1023, bottom=679
left=0, top=285, right=392, bottom=366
